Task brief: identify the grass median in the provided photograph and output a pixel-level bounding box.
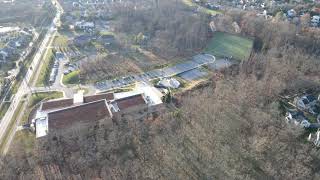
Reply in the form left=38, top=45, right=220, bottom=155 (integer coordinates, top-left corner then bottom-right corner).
left=0, top=100, right=24, bottom=153
left=29, top=91, right=63, bottom=108
left=36, top=48, right=54, bottom=86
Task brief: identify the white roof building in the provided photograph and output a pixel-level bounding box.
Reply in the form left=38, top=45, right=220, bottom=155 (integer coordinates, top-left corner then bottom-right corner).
left=158, top=78, right=181, bottom=89
left=75, top=21, right=95, bottom=29
left=311, top=15, right=320, bottom=23
left=114, top=82, right=163, bottom=106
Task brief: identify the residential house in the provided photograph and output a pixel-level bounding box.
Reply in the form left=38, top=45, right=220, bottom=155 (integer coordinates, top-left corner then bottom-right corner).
left=73, top=35, right=92, bottom=47
left=98, top=34, right=115, bottom=47
left=7, top=40, right=21, bottom=48
left=295, top=95, right=318, bottom=114
left=72, top=2, right=81, bottom=8
left=0, top=47, right=16, bottom=62
left=285, top=110, right=310, bottom=128
left=0, top=50, right=8, bottom=62
left=6, top=34, right=31, bottom=49
left=205, top=3, right=220, bottom=10
left=287, top=9, right=297, bottom=18
left=16, top=34, right=32, bottom=47
left=75, top=21, right=95, bottom=30
left=311, top=15, right=320, bottom=27
left=311, top=130, right=320, bottom=146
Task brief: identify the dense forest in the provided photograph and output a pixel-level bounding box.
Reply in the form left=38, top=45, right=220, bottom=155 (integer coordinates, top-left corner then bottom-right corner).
left=0, top=0, right=56, bottom=27
left=114, top=0, right=211, bottom=58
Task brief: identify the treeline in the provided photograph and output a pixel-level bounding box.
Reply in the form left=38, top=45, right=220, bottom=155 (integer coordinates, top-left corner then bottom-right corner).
left=114, top=0, right=211, bottom=58
left=0, top=0, right=55, bottom=27
left=214, top=10, right=320, bottom=55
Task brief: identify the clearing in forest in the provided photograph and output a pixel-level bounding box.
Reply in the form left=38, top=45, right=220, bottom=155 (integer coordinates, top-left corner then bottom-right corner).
left=206, top=32, right=253, bottom=61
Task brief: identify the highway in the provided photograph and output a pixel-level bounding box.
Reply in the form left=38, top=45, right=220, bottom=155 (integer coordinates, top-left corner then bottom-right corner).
left=0, top=0, right=63, bottom=145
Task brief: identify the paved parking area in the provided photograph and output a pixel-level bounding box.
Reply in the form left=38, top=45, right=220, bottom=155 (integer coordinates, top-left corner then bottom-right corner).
left=179, top=69, right=208, bottom=81
left=94, top=54, right=216, bottom=91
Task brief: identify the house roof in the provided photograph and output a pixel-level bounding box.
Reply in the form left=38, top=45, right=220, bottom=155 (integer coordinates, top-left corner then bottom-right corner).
left=84, top=93, right=114, bottom=103
left=74, top=35, right=92, bottom=42
left=99, top=34, right=115, bottom=41
left=41, top=98, right=74, bottom=111
left=41, top=93, right=114, bottom=111
left=48, top=100, right=111, bottom=129
left=306, top=95, right=317, bottom=103
left=115, top=94, right=147, bottom=110
left=8, top=41, right=17, bottom=48
left=1, top=47, right=15, bottom=54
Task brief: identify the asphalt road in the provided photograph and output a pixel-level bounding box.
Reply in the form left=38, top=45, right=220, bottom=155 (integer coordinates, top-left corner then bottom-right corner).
left=0, top=0, right=63, bottom=146
left=95, top=54, right=216, bottom=91
left=0, top=29, right=39, bottom=111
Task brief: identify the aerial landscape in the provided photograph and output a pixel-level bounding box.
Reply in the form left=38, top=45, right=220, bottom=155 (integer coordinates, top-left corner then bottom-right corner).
left=0, top=0, right=320, bottom=179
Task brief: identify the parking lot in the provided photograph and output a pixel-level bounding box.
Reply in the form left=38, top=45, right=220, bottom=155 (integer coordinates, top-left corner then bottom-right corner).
left=179, top=69, right=208, bottom=81
left=95, top=54, right=216, bottom=91
left=49, top=52, right=63, bottom=84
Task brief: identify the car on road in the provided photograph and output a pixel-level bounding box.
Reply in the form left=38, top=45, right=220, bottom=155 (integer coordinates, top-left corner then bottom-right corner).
left=63, top=70, right=70, bottom=75
left=64, top=62, right=70, bottom=66
left=49, top=67, right=58, bottom=83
